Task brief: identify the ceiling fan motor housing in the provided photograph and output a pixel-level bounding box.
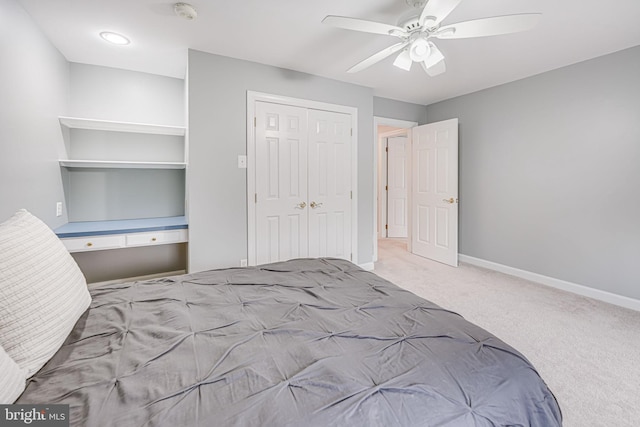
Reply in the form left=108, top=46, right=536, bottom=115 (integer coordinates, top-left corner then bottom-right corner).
left=397, top=8, right=438, bottom=33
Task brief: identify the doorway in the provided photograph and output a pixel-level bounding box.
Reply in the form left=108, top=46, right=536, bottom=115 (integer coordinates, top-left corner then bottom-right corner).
left=374, top=117, right=417, bottom=262
left=373, top=117, right=459, bottom=267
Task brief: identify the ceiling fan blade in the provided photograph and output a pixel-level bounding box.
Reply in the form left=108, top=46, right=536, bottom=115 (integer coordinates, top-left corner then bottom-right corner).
left=347, top=41, right=410, bottom=73
left=421, top=58, right=446, bottom=77
left=435, top=13, right=541, bottom=39
left=420, top=0, right=462, bottom=27
left=322, top=15, right=407, bottom=37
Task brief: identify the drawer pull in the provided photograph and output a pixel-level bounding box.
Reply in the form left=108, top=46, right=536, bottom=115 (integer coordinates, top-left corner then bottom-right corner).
left=151, top=237, right=157, bottom=242
left=86, top=242, right=93, bottom=247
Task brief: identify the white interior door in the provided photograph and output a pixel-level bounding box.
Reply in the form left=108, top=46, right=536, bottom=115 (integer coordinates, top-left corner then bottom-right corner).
left=255, top=101, right=309, bottom=265
left=411, top=119, right=459, bottom=266
left=307, top=109, right=352, bottom=260
left=387, top=136, right=408, bottom=238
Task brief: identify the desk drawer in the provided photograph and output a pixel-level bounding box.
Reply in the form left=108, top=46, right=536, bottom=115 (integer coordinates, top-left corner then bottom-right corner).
left=125, top=229, right=188, bottom=247
left=62, top=235, right=126, bottom=252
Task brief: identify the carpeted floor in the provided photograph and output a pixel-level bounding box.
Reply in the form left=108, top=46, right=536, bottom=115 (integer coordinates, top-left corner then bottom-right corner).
left=373, top=238, right=640, bottom=427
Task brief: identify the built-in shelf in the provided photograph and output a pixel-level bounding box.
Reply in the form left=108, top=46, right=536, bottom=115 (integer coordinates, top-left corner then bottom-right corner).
left=59, top=116, right=186, bottom=136
left=55, top=216, right=188, bottom=238
left=59, top=160, right=187, bottom=169
left=57, top=116, right=188, bottom=254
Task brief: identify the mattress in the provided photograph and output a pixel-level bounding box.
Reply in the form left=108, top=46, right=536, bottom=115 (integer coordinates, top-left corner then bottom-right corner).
left=17, top=258, right=562, bottom=426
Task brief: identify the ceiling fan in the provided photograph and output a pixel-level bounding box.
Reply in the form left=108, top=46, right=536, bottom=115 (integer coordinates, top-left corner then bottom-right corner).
left=322, top=0, right=541, bottom=76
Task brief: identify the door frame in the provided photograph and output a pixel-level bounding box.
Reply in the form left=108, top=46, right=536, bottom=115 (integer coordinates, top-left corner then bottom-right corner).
left=373, top=117, right=417, bottom=262
left=247, top=91, right=358, bottom=266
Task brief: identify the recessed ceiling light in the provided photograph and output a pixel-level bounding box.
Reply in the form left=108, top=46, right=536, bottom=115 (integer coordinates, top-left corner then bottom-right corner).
left=99, top=32, right=130, bottom=45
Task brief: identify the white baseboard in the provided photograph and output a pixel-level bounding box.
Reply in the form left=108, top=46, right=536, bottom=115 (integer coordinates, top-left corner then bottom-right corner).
left=458, top=254, right=640, bottom=312
left=359, top=262, right=375, bottom=271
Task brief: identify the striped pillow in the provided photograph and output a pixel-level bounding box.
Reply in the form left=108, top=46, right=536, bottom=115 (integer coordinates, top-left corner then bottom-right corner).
left=0, top=344, right=26, bottom=403
left=0, top=210, right=91, bottom=377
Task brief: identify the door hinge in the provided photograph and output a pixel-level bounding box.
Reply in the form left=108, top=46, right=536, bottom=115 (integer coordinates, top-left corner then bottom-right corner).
left=254, top=117, right=257, bottom=127
left=385, top=147, right=388, bottom=152
left=385, top=224, right=388, bottom=230
left=350, top=128, right=353, bottom=137
left=350, top=253, right=353, bottom=261
left=255, top=193, right=257, bottom=203
left=350, top=191, right=353, bottom=200
left=385, top=185, right=388, bottom=191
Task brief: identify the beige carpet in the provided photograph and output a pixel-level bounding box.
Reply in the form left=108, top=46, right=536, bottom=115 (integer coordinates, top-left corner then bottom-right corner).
left=373, top=238, right=640, bottom=427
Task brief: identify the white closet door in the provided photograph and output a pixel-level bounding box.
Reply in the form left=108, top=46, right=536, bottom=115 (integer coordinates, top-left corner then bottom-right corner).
left=387, top=136, right=408, bottom=238
left=307, top=109, right=352, bottom=260
left=255, top=102, right=309, bottom=265
left=411, top=119, right=459, bottom=266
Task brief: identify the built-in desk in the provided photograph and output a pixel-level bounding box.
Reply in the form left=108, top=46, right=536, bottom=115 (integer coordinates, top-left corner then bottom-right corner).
left=55, top=216, right=188, bottom=253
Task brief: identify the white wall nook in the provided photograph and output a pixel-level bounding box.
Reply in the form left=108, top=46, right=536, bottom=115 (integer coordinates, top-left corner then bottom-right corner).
left=55, top=115, right=188, bottom=277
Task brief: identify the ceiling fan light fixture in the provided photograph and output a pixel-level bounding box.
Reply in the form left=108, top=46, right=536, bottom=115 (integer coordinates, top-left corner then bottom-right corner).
left=423, top=42, right=445, bottom=68
left=409, top=38, right=431, bottom=62
left=393, top=49, right=413, bottom=71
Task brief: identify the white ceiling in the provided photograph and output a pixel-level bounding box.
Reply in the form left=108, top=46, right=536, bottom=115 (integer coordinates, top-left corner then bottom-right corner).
left=17, top=0, right=640, bottom=105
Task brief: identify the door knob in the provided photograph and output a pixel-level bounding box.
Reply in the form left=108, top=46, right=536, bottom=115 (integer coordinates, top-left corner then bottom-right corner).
left=442, top=198, right=455, bottom=204
left=295, top=201, right=307, bottom=209
left=310, top=201, right=323, bottom=209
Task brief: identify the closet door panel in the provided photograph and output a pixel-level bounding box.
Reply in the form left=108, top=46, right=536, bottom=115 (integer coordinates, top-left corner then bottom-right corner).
left=308, top=109, right=352, bottom=260
left=255, top=102, right=309, bottom=265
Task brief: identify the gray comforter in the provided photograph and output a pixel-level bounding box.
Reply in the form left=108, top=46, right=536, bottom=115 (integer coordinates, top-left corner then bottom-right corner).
left=18, top=258, right=562, bottom=426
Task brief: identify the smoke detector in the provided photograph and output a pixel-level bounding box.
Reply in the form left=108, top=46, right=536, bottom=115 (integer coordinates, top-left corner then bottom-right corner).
left=405, top=0, right=427, bottom=8
left=174, top=3, right=197, bottom=20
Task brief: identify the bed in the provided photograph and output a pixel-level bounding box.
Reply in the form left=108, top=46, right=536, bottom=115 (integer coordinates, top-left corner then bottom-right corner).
left=2, top=211, right=561, bottom=426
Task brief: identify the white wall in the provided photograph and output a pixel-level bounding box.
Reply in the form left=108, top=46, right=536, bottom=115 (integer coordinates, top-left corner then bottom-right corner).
left=0, top=0, right=69, bottom=227
left=69, top=63, right=184, bottom=126
left=426, top=45, right=640, bottom=301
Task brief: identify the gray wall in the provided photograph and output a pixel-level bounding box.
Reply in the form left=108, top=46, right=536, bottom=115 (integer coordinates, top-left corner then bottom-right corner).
left=0, top=0, right=69, bottom=227
left=373, top=96, right=428, bottom=125
left=426, top=45, right=640, bottom=300
left=188, top=50, right=375, bottom=272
